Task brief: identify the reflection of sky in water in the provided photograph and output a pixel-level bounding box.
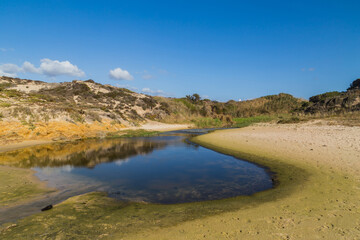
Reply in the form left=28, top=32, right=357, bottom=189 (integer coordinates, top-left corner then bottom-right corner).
left=5, top=132, right=273, bottom=204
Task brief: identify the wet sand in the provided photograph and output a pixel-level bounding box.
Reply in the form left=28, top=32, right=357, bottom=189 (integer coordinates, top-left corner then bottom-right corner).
left=126, top=122, right=360, bottom=239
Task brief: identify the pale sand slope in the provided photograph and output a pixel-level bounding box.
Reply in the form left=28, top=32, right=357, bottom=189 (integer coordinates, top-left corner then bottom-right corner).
left=127, top=122, right=360, bottom=240
left=130, top=120, right=191, bottom=132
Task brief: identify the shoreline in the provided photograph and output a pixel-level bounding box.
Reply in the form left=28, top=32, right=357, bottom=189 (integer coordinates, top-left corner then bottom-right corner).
left=125, top=122, right=360, bottom=239
left=1, top=122, right=360, bottom=239
left=0, top=121, right=191, bottom=154
left=0, top=121, right=191, bottom=217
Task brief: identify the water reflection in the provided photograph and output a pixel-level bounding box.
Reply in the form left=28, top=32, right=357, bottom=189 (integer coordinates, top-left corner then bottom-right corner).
left=0, top=131, right=273, bottom=204
left=0, top=137, right=172, bottom=168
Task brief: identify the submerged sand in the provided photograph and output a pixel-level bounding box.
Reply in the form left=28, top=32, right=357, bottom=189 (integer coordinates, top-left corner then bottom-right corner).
left=127, top=121, right=360, bottom=239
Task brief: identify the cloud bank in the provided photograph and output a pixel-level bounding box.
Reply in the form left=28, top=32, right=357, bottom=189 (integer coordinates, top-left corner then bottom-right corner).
left=0, top=58, right=85, bottom=78
left=109, top=67, right=134, bottom=80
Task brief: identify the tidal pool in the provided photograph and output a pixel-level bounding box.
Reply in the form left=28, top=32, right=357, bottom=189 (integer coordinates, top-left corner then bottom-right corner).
left=0, top=129, right=273, bottom=204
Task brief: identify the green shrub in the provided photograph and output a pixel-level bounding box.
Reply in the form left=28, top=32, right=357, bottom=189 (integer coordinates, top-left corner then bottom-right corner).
left=277, top=116, right=301, bottom=124
left=348, top=79, right=360, bottom=90
left=309, top=92, right=342, bottom=103
left=3, top=89, right=22, bottom=98
left=233, top=115, right=274, bottom=128
left=192, top=117, right=223, bottom=128
left=0, top=82, right=13, bottom=90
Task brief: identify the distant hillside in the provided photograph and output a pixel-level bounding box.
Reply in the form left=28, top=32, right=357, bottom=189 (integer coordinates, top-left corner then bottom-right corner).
left=156, top=93, right=306, bottom=124
left=0, top=76, right=307, bottom=127
left=0, top=76, right=168, bottom=125
left=1, top=76, right=359, bottom=143
left=0, top=76, right=169, bottom=143
left=304, top=79, right=360, bottom=114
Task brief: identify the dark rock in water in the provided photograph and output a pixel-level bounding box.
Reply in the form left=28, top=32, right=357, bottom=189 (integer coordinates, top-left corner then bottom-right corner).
left=41, top=205, right=53, bottom=211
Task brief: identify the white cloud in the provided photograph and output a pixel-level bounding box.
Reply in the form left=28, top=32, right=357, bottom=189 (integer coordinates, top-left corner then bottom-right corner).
left=0, top=63, right=22, bottom=77
left=39, top=58, right=85, bottom=77
left=22, top=61, right=40, bottom=74
left=142, top=74, right=153, bottom=80
left=0, top=69, right=17, bottom=77
left=0, top=63, right=21, bottom=73
left=141, top=87, right=165, bottom=96
left=0, top=58, right=85, bottom=78
left=109, top=67, right=134, bottom=80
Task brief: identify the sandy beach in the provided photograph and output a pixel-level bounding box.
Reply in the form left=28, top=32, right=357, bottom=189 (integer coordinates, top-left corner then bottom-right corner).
left=131, top=120, right=191, bottom=132
left=126, top=121, right=360, bottom=239
left=1, top=121, right=360, bottom=239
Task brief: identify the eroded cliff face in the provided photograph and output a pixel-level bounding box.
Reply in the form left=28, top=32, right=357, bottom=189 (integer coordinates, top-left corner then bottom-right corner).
left=0, top=77, right=169, bottom=144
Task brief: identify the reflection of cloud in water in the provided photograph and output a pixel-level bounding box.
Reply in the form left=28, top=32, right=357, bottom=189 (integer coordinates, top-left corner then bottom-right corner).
left=114, top=158, right=130, bottom=166
left=60, top=165, right=74, bottom=172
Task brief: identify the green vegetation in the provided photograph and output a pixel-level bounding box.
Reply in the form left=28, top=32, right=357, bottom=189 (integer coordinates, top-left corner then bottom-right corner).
left=277, top=116, right=302, bottom=124
left=186, top=93, right=201, bottom=103
left=157, top=93, right=305, bottom=126
left=2, top=89, right=22, bottom=98
left=0, top=82, right=13, bottom=91
left=0, top=167, right=51, bottom=207
left=0, top=102, right=11, bottom=108
left=107, top=129, right=160, bottom=138
left=0, top=76, right=359, bottom=132
left=309, top=91, right=342, bottom=103
left=233, top=115, right=274, bottom=127
left=348, top=78, right=360, bottom=90
left=173, top=98, right=198, bottom=113
left=192, top=117, right=223, bottom=128
left=27, top=93, right=54, bottom=103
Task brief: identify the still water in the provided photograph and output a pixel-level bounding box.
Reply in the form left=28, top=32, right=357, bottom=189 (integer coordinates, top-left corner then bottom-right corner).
left=1, top=129, right=273, bottom=204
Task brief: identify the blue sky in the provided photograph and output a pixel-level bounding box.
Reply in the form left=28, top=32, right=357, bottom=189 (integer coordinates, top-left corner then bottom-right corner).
left=0, top=0, right=359, bottom=101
